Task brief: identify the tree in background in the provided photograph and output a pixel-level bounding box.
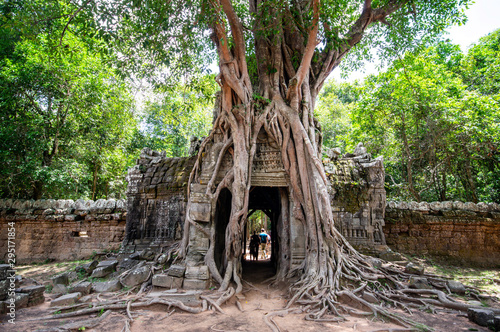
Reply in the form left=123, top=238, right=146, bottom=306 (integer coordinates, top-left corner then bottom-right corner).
left=89, top=0, right=474, bottom=323
left=315, top=80, right=359, bottom=152
left=319, top=32, right=499, bottom=203
left=0, top=1, right=136, bottom=199
left=132, top=75, right=218, bottom=157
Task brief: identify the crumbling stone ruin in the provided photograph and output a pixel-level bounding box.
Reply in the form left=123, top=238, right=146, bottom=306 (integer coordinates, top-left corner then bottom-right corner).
left=0, top=199, right=126, bottom=262
left=123, top=141, right=387, bottom=289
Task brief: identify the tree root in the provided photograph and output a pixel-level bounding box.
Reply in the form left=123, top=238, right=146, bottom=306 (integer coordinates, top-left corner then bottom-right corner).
left=28, top=297, right=203, bottom=321
left=264, top=308, right=303, bottom=332
left=121, top=318, right=131, bottom=332
left=57, top=309, right=112, bottom=331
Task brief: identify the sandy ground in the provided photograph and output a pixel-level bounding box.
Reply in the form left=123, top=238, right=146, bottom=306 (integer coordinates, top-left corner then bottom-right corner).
left=1, top=259, right=497, bottom=332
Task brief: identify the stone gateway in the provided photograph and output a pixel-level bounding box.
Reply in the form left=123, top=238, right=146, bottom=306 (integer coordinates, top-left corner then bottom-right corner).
left=123, top=139, right=387, bottom=288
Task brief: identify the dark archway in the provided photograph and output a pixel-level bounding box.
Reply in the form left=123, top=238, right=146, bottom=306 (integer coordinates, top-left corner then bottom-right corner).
left=214, top=188, right=232, bottom=275
left=242, top=186, right=285, bottom=280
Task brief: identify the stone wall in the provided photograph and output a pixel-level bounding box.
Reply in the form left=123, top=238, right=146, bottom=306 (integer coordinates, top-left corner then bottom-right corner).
left=0, top=199, right=126, bottom=263
left=325, top=143, right=387, bottom=252
left=384, top=201, right=500, bottom=267
left=123, top=148, right=194, bottom=252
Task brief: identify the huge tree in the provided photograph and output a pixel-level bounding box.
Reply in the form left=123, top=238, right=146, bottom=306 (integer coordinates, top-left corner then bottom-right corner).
left=106, top=0, right=473, bottom=323
left=13, top=0, right=482, bottom=325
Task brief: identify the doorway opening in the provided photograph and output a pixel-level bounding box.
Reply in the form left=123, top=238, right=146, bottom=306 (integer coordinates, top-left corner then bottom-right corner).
left=213, top=186, right=289, bottom=283
left=243, top=186, right=285, bottom=282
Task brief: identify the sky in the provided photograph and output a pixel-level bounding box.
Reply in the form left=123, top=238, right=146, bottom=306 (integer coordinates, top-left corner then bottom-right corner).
left=332, top=0, right=500, bottom=82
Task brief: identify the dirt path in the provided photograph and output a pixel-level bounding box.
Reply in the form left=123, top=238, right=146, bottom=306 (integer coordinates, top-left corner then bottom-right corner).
left=2, top=259, right=496, bottom=332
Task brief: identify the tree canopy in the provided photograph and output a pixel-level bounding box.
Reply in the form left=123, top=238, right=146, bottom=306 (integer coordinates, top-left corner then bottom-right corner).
left=319, top=31, right=500, bottom=203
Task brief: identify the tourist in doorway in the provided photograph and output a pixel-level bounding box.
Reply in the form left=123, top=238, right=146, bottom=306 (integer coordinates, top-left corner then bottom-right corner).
left=249, top=231, right=260, bottom=261
left=259, top=228, right=270, bottom=259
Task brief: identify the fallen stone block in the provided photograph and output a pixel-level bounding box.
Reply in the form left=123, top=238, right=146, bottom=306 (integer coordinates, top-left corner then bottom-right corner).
left=404, top=262, right=424, bottom=275
left=146, top=290, right=201, bottom=306
left=0, top=264, right=11, bottom=280
left=75, top=260, right=98, bottom=276
left=117, top=258, right=140, bottom=272
left=0, top=280, right=8, bottom=301
left=15, top=293, right=29, bottom=309
left=17, top=285, right=45, bottom=306
left=446, top=280, right=466, bottom=295
left=50, top=292, right=81, bottom=307
left=52, top=284, right=68, bottom=295
left=129, top=252, right=141, bottom=260
left=91, top=264, right=116, bottom=279
left=28, top=295, right=45, bottom=307
left=139, top=249, right=156, bottom=261
left=70, top=282, right=92, bottom=295
left=152, top=274, right=183, bottom=289
left=468, top=308, right=494, bottom=327
left=493, top=316, right=500, bottom=331
left=182, top=279, right=207, bottom=290
left=121, top=266, right=150, bottom=288
left=78, top=295, right=93, bottom=303
left=167, top=265, right=186, bottom=278
left=96, top=260, right=118, bottom=269
left=408, top=276, right=432, bottom=290
left=379, top=250, right=406, bottom=262
left=51, top=273, right=69, bottom=286
left=92, top=280, right=122, bottom=293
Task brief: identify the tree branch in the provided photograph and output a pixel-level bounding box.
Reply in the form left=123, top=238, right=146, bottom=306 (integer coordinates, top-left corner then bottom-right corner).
left=59, top=0, right=93, bottom=47
left=294, top=0, right=320, bottom=90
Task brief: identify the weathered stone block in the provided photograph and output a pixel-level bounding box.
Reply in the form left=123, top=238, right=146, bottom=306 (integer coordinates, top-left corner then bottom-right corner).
left=494, top=316, right=500, bottom=331
left=117, top=258, right=140, bottom=272
left=152, top=274, right=183, bottom=289
left=185, top=266, right=209, bottom=280
left=51, top=273, right=70, bottom=286
left=15, top=293, right=29, bottom=309
left=50, top=292, right=81, bottom=307
left=52, top=284, right=68, bottom=295
left=408, top=276, right=432, bottom=289
left=91, top=265, right=114, bottom=278
left=189, top=202, right=211, bottom=222
left=468, top=308, right=494, bottom=327
left=182, top=279, right=207, bottom=290
left=97, top=260, right=118, bottom=269
left=0, top=264, right=11, bottom=280
left=139, top=249, right=156, bottom=261
left=92, top=280, right=122, bottom=293
left=17, top=285, right=45, bottom=296
left=69, top=282, right=92, bottom=295
left=447, top=280, right=466, bottom=295
left=404, top=262, right=424, bottom=275
left=75, top=261, right=98, bottom=276
left=121, top=266, right=150, bottom=287
left=167, top=265, right=186, bottom=278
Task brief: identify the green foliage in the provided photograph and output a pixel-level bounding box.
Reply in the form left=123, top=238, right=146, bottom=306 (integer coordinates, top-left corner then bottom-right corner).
left=132, top=75, right=217, bottom=157
left=0, top=0, right=479, bottom=200
left=318, top=34, right=500, bottom=203
left=315, top=80, right=359, bottom=152
left=0, top=0, right=137, bottom=199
